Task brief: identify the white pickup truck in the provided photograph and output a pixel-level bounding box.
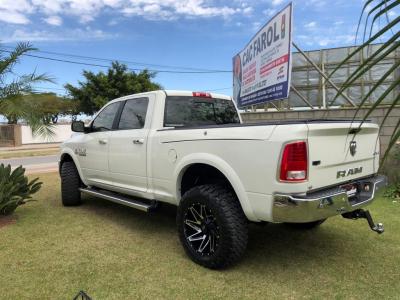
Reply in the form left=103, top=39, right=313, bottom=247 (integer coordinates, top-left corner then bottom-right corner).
left=60, top=90, right=386, bottom=269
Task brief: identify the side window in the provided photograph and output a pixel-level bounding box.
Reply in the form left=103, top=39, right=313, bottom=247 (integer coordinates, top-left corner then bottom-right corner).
left=92, top=102, right=120, bottom=132
left=118, top=98, right=149, bottom=130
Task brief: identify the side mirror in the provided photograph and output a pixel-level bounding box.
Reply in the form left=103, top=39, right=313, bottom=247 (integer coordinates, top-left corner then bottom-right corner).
left=71, top=121, right=86, bottom=133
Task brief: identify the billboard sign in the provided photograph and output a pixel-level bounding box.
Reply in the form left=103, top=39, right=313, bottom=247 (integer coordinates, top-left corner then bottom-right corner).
left=233, top=3, right=293, bottom=108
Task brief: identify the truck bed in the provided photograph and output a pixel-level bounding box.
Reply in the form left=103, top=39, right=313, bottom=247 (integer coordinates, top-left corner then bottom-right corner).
left=160, top=119, right=371, bottom=131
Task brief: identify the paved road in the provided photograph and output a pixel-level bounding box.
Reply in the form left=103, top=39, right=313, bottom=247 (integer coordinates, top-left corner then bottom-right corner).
left=1, top=155, right=59, bottom=174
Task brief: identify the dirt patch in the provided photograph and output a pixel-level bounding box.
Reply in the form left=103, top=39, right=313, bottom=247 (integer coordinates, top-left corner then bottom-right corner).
left=0, top=215, right=17, bottom=229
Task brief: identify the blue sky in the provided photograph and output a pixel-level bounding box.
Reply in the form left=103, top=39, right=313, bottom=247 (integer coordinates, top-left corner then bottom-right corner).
left=0, top=0, right=398, bottom=97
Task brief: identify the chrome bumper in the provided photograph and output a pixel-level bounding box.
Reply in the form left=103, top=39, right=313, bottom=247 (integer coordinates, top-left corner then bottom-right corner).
left=273, top=175, right=387, bottom=223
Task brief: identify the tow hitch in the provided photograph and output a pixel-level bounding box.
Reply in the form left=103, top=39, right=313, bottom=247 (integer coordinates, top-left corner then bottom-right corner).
left=342, top=209, right=384, bottom=234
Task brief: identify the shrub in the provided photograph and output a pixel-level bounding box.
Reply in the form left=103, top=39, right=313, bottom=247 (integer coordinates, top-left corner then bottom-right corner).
left=381, top=144, right=400, bottom=199
left=383, top=183, right=400, bottom=199
left=0, top=164, right=42, bottom=216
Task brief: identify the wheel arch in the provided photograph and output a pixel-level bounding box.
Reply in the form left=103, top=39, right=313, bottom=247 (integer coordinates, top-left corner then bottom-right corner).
left=174, top=154, right=257, bottom=221
left=59, top=150, right=87, bottom=185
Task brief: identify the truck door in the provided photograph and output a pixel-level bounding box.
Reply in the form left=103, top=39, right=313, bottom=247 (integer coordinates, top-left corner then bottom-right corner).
left=78, top=102, right=121, bottom=187
left=108, top=97, right=151, bottom=193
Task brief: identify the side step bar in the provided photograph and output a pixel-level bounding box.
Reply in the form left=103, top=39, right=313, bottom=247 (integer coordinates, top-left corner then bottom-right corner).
left=79, top=187, right=155, bottom=212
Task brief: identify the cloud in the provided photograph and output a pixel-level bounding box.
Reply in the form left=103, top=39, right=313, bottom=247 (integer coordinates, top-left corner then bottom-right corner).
left=0, top=0, right=33, bottom=13
left=304, top=21, right=317, bottom=28
left=263, top=8, right=277, bottom=17
left=0, top=10, right=30, bottom=24
left=297, top=33, right=355, bottom=47
left=43, top=15, right=62, bottom=26
left=305, top=0, right=327, bottom=8
left=0, top=0, right=33, bottom=24
left=252, top=21, right=262, bottom=32
left=271, top=0, right=285, bottom=6
left=1, top=28, right=117, bottom=43
left=0, top=0, right=251, bottom=25
left=242, top=6, right=253, bottom=15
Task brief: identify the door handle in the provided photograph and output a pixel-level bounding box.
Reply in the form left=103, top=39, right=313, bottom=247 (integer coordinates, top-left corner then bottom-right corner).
left=133, top=139, right=144, bottom=145
left=98, top=139, right=107, bottom=145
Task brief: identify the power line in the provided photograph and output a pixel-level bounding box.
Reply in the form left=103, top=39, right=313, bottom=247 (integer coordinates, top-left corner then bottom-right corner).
left=205, top=87, right=232, bottom=92
left=1, top=50, right=230, bottom=74
left=0, top=47, right=233, bottom=93
left=32, top=84, right=231, bottom=92
left=34, top=86, right=67, bottom=91
left=35, top=85, right=232, bottom=94
left=1, top=45, right=230, bottom=72
left=0, top=47, right=232, bottom=74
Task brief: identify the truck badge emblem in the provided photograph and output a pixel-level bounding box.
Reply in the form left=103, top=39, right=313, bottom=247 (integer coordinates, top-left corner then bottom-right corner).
left=74, top=148, right=86, bottom=157
left=349, top=141, right=357, bottom=156
left=337, top=167, right=363, bottom=179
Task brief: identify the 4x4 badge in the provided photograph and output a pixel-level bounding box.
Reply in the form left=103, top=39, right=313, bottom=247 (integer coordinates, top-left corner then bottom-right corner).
left=74, top=148, right=86, bottom=156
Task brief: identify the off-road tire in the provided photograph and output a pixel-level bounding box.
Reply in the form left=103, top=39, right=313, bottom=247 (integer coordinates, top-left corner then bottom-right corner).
left=60, top=161, right=82, bottom=206
left=286, top=219, right=326, bottom=229
left=177, top=184, right=248, bottom=269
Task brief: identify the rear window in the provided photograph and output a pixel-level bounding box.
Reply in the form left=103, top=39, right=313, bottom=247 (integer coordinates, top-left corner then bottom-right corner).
left=164, top=96, right=240, bottom=128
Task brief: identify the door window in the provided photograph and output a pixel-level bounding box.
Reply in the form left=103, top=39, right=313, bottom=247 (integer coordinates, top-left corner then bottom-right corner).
left=92, top=102, right=120, bottom=132
left=118, top=98, right=149, bottom=130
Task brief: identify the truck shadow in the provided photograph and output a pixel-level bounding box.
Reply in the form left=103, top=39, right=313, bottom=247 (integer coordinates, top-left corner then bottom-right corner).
left=80, top=195, right=363, bottom=272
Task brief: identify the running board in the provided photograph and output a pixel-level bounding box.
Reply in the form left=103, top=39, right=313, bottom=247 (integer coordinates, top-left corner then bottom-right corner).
left=79, top=187, right=155, bottom=212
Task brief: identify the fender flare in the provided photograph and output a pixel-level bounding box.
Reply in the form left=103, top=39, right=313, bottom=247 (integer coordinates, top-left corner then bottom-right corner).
left=59, top=149, right=88, bottom=186
left=174, top=153, right=257, bottom=221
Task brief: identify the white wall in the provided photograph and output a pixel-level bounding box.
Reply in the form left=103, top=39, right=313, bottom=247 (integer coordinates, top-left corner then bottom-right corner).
left=21, top=124, right=72, bottom=144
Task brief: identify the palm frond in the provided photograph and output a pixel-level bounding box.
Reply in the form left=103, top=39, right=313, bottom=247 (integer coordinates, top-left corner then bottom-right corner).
left=368, top=1, right=400, bottom=38
left=334, top=0, right=400, bottom=162
left=330, top=14, right=400, bottom=78
left=381, top=119, right=400, bottom=165
left=351, top=60, right=400, bottom=121
left=30, top=123, right=56, bottom=142
left=0, top=42, right=36, bottom=78
left=356, top=0, right=384, bottom=43
left=330, top=40, right=400, bottom=106
left=378, top=94, right=400, bottom=135
left=0, top=72, right=54, bottom=97
left=357, top=77, right=400, bottom=125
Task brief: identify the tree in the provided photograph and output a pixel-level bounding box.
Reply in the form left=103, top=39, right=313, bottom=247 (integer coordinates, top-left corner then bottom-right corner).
left=330, top=0, right=399, bottom=163
left=0, top=42, right=55, bottom=136
left=28, top=93, right=77, bottom=124
left=65, top=62, right=162, bottom=115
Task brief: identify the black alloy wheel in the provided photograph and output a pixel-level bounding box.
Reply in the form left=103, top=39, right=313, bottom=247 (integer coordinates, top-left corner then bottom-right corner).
left=183, top=203, right=220, bottom=256
left=177, top=184, right=248, bottom=269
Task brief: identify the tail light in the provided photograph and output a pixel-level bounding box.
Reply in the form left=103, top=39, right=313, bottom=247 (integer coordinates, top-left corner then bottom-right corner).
left=279, top=141, right=308, bottom=182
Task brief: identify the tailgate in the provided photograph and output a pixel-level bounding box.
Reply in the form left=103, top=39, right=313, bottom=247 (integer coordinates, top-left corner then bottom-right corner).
left=307, top=122, right=379, bottom=190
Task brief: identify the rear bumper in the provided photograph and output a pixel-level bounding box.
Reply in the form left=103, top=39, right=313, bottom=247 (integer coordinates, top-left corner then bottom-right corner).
left=272, top=175, right=387, bottom=223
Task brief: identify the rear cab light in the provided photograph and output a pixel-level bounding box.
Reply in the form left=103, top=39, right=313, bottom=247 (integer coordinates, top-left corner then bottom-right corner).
left=192, top=92, right=212, bottom=98
left=279, top=141, right=308, bottom=182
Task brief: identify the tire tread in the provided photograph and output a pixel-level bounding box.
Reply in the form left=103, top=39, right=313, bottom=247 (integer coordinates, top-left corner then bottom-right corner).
left=60, top=161, right=82, bottom=206
left=177, top=184, right=248, bottom=269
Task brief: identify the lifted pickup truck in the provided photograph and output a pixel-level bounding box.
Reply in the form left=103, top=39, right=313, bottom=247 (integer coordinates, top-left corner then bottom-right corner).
left=60, top=90, right=386, bottom=269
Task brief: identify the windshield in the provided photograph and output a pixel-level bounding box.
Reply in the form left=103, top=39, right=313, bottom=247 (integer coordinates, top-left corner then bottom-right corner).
left=164, top=96, right=240, bottom=128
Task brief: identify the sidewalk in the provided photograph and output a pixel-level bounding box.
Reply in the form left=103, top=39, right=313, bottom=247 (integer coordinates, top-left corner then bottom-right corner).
left=1, top=155, right=59, bottom=175
left=0, top=143, right=61, bottom=152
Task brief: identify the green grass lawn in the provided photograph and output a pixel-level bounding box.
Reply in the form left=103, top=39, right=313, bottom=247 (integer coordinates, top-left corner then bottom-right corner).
left=1, top=173, right=399, bottom=300
left=0, top=148, right=59, bottom=159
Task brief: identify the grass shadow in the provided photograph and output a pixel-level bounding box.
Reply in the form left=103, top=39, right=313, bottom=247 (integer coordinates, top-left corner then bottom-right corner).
left=78, top=195, right=365, bottom=272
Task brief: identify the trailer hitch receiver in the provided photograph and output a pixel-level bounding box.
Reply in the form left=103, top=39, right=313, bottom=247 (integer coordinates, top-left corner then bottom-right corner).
left=342, top=209, right=384, bottom=234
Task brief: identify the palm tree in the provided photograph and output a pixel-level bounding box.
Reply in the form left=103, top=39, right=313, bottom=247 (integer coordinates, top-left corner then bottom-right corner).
left=0, top=42, right=55, bottom=138
left=330, top=0, right=399, bottom=163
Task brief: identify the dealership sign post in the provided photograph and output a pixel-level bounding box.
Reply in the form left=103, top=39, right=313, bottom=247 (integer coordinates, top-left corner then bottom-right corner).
left=233, top=3, right=293, bottom=108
